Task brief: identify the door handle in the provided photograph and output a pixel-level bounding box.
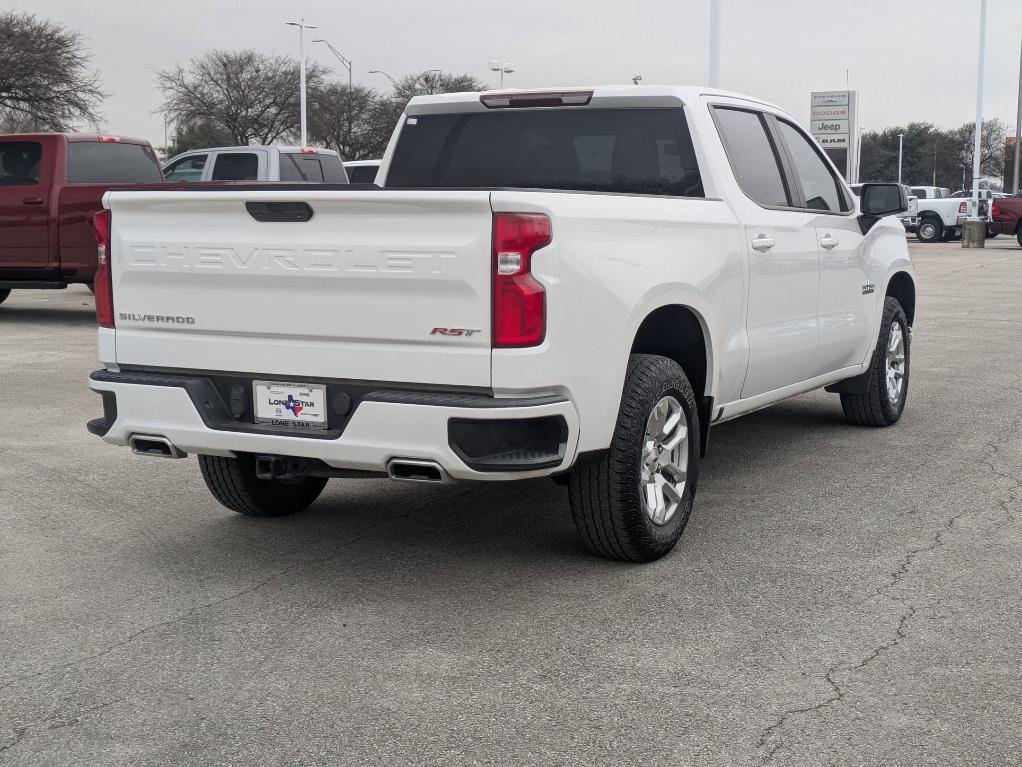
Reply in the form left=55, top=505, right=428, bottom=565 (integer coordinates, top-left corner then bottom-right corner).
left=22, top=197, right=44, bottom=205
left=820, top=234, right=839, bottom=250
left=751, top=235, right=775, bottom=252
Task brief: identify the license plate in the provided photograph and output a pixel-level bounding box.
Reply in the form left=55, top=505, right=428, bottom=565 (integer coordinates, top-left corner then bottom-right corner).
left=252, top=381, right=327, bottom=431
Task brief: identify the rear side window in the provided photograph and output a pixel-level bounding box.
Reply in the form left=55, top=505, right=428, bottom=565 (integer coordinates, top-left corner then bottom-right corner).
left=912, top=187, right=928, bottom=199
left=387, top=107, right=703, bottom=197
left=347, top=165, right=379, bottom=184
left=163, top=154, right=208, bottom=182
left=279, top=153, right=346, bottom=183
left=713, top=108, right=790, bottom=207
left=0, top=141, right=42, bottom=185
left=67, top=142, right=162, bottom=184
left=775, top=120, right=850, bottom=212
left=211, top=153, right=258, bottom=181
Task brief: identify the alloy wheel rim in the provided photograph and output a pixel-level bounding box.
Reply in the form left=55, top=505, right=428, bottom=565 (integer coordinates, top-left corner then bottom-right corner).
left=885, top=321, right=906, bottom=404
left=919, top=223, right=935, bottom=240
left=639, top=395, right=689, bottom=526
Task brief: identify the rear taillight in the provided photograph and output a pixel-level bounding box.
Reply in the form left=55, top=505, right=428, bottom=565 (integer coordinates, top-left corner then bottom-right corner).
left=991, top=201, right=1001, bottom=218
left=492, top=213, right=551, bottom=348
left=91, top=209, right=114, bottom=328
left=959, top=201, right=969, bottom=214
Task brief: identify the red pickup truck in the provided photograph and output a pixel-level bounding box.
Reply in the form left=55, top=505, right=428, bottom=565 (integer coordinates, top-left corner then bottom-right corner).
left=992, top=197, right=1022, bottom=247
left=0, top=134, right=163, bottom=306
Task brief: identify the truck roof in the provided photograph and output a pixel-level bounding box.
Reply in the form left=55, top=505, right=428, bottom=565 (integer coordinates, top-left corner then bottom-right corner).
left=0, top=133, right=152, bottom=145
left=405, top=85, right=797, bottom=120
left=171, top=145, right=340, bottom=156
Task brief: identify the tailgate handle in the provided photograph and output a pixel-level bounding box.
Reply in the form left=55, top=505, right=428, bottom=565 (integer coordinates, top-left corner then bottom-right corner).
left=245, top=201, right=314, bottom=223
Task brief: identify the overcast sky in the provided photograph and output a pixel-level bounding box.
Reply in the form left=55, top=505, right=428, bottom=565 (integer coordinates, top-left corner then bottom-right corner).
left=17, top=0, right=1022, bottom=145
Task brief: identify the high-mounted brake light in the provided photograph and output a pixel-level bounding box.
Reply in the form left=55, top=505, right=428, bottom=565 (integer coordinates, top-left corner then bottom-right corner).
left=91, top=209, right=114, bottom=328
left=300, top=148, right=318, bottom=154
left=480, top=91, right=593, bottom=109
left=492, top=213, right=551, bottom=348
left=96, top=136, right=121, bottom=143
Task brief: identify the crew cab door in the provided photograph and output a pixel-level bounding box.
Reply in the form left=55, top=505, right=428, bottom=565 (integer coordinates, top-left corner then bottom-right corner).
left=711, top=106, right=821, bottom=398
left=0, top=139, right=52, bottom=271
left=771, top=118, right=872, bottom=374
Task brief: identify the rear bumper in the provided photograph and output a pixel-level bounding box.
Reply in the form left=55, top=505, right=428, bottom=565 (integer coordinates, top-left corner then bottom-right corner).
left=88, top=370, right=580, bottom=480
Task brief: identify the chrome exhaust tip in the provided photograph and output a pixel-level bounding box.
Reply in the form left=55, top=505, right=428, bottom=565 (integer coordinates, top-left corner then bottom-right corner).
left=387, top=459, right=448, bottom=483
left=129, top=434, right=187, bottom=459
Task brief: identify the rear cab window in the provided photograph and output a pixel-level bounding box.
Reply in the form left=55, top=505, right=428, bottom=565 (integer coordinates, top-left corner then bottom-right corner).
left=0, top=141, right=43, bottom=186
left=385, top=107, right=704, bottom=197
left=67, top=141, right=162, bottom=184
left=280, top=153, right=347, bottom=183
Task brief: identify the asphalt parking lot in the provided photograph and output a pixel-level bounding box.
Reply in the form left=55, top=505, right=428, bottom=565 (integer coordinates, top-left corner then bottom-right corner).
left=1, top=237, right=1020, bottom=766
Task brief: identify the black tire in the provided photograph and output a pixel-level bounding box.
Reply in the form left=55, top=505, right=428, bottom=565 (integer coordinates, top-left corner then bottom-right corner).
left=0, top=289, right=9, bottom=306
left=567, top=354, right=700, bottom=562
left=916, top=217, right=943, bottom=243
left=86, top=283, right=95, bottom=294
left=840, top=297, right=910, bottom=427
left=985, top=226, right=999, bottom=239
left=1016, top=227, right=1022, bottom=249
left=198, top=453, right=327, bottom=517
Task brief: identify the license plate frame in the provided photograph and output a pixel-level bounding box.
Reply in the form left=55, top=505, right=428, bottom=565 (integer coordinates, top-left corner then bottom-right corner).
left=252, top=380, right=328, bottom=431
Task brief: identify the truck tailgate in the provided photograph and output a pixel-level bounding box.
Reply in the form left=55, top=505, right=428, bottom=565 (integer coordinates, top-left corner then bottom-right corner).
left=105, top=189, right=494, bottom=387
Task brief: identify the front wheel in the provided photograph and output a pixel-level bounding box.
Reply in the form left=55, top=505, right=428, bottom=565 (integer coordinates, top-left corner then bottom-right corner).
left=916, top=217, right=943, bottom=243
left=198, top=454, right=327, bottom=516
left=568, top=354, right=700, bottom=562
left=839, top=297, right=910, bottom=427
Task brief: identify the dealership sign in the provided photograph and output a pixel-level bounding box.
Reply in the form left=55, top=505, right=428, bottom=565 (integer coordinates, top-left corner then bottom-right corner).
left=810, top=90, right=858, bottom=180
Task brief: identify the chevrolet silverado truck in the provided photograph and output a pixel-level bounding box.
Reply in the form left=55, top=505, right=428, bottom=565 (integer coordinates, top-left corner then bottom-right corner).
left=86, top=86, right=915, bottom=562
left=0, top=134, right=163, bottom=304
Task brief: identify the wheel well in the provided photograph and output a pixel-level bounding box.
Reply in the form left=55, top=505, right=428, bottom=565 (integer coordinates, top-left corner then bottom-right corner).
left=886, top=272, right=916, bottom=326
left=630, top=305, right=708, bottom=397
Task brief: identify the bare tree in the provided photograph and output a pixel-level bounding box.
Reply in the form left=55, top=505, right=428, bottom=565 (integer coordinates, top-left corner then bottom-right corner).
left=392, top=71, right=485, bottom=106
left=309, top=83, right=396, bottom=160
left=0, top=11, right=104, bottom=131
left=158, top=50, right=327, bottom=146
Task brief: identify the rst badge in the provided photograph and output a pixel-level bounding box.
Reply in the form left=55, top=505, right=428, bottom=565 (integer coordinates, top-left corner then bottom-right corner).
left=431, top=327, right=481, bottom=337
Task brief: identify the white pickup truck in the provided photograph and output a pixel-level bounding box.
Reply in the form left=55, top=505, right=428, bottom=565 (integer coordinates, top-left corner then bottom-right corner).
left=87, top=86, right=915, bottom=562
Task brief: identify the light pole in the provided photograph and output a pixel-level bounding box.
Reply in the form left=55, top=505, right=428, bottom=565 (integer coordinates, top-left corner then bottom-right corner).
left=286, top=18, right=318, bottom=147
left=313, top=39, right=351, bottom=92
left=368, top=70, right=398, bottom=88
left=1013, top=33, right=1021, bottom=195
left=897, top=133, right=904, bottom=184
left=970, top=0, right=987, bottom=222
left=488, top=60, right=514, bottom=88
left=709, top=0, right=721, bottom=87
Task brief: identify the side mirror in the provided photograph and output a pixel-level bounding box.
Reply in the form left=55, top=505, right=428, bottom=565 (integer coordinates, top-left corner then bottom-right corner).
left=860, top=183, right=908, bottom=216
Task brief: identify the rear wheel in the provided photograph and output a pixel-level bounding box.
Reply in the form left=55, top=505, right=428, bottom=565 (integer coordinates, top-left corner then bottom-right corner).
left=839, top=297, right=910, bottom=427
left=916, top=217, right=942, bottom=243
left=198, top=453, right=327, bottom=516
left=1016, top=226, right=1022, bottom=249
left=0, top=289, right=9, bottom=306
left=568, top=354, right=700, bottom=562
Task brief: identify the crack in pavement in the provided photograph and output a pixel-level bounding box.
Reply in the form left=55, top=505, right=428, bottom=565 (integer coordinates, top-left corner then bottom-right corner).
left=0, top=697, right=124, bottom=760
left=755, top=422, right=1020, bottom=766
left=0, top=485, right=479, bottom=720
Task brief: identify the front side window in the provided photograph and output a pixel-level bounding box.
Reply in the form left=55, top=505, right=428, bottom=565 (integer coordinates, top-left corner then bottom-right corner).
left=211, top=152, right=258, bottom=181
left=67, top=142, right=162, bottom=184
left=387, top=107, right=703, bottom=197
left=0, top=141, right=42, bottom=186
left=776, top=120, right=850, bottom=212
left=713, top=108, right=790, bottom=207
left=163, top=154, right=208, bottom=182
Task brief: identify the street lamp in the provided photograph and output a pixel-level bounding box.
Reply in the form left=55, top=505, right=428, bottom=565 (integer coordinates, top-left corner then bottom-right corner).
left=897, top=132, right=904, bottom=185
left=313, top=39, right=352, bottom=92
left=285, top=18, right=318, bottom=147
left=488, top=60, right=514, bottom=88
left=368, top=70, right=398, bottom=87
